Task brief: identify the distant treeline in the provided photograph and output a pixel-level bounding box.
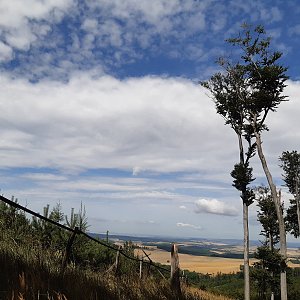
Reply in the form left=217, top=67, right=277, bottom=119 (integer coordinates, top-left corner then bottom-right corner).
left=148, top=243, right=255, bottom=259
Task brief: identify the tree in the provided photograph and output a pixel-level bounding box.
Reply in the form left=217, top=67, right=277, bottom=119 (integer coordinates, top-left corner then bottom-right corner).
left=0, top=196, right=32, bottom=243
left=32, top=203, right=66, bottom=249
left=285, top=201, right=299, bottom=238
left=279, top=150, right=300, bottom=238
left=256, top=187, right=280, bottom=250
left=202, top=28, right=256, bottom=300
left=252, top=245, right=282, bottom=299
left=202, top=24, right=289, bottom=300
left=65, top=202, right=89, bottom=232
left=252, top=187, right=285, bottom=299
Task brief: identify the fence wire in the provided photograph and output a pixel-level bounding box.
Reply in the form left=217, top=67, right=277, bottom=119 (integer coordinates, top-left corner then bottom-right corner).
left=0, top=194, right=170, bottom=274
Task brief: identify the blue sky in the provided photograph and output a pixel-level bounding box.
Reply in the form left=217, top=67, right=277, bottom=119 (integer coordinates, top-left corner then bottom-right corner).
left=0, top=0, right=300, bottom=240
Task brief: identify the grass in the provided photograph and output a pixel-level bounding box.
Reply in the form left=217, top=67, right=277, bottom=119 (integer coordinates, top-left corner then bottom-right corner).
left=0, top=237, right=235, bottom=300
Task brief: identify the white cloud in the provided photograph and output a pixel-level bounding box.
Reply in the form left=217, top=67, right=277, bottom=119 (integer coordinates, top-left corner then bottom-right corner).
left=132, top=167, right=143, bottom=176
left=0, top=0, right=73, bottom=51
left=176, top=222, right=202, bottom=230
left=81, top=18, right=98, bottom=32
left=89, top=0, right=183, bottom=23
left=20, top=173, right=67, bottom=181
left=0, top=42, right=13, bottom=61
left=0, top=73, right=235, bottom=174
left=0, top=74, right=299, bottom=183
left=0, top=0, right=287, bottom=75
left=0, top=0, right=297, bottom=241
left=5, top=26, right=37, bottom=50
left=194, top=198, right=239, bottom=216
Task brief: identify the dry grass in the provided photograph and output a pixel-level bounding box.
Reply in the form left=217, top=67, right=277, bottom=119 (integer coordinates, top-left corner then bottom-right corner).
left=185, top=287, right=235, bottom=300
left=0, top=224, right=238, bottom=300
left=1, top=241, right=237, bottom=300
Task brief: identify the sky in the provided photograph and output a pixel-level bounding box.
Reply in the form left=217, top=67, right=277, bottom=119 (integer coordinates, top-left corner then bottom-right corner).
left=0, top=0, right=300, bottom=241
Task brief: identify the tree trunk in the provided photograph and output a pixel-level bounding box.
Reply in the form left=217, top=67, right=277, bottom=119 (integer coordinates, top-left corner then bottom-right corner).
left=271, top=292, right=274, bottom=300
left=278, top=191, right=288, bottom=300
left=269, top=232, right=275, bottom=298
left=254, top=131, right=287, bottom=300
left=237, top=132, right=251, bottom=300
left=295, top=179, right=300, bottom=237
left=243, top=203, right=250, bottom=300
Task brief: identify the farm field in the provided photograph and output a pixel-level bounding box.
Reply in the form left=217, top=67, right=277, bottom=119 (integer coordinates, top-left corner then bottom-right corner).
left=136, top=247, right=300, bottom=274
left=136, top=247, right=249, bottom=274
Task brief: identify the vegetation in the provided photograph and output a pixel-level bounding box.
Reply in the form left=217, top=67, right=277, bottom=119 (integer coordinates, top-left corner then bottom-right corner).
left=1, top=22, right=299, bottom=300
left=280, top=150, right=300, bottom=238
left=1, top=193, right=300, bottom=300
left=0, top=198, right=235, bottom=300
left=251, top=187, right=285, bottom=299
left=184, top=268, right=300, bottom=300
left=150, top=243, right=254, bottom=259
left=202, top=23, right=289, bottom=300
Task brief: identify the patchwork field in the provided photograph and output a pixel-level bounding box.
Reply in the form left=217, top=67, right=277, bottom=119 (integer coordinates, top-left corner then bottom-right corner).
left=136, top=247, right=300, bottom=274
left=136, top=248, right=247, bottom=274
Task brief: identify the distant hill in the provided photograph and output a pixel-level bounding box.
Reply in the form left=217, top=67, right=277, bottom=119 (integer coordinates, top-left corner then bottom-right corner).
left=88, top=232, right=300, bottom=249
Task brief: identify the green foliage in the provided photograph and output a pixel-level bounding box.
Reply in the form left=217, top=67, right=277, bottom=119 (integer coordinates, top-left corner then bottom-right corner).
left=0, top=200, right=118, bottom=271
left=202, top=22, right=289, bottom=299
left=183, top=269, right=300, bottom=300
left=231, top=162, right=255, bottom=206
left=252, top=244, right=283, bottom=275
left=2, top=199, right=211, bottom=300
left=225, top=24, right=288, bottom=125
left=202, top=22, right=289, bottom=151
left=279, top=150, right=300, bottom=196
left=231, top=163, right=254, bottom=190
left=32, top=203, right=68, bottom=249
left=251, top=187, right=287, bottom=298
left=65, top=203, right=89, bottom=232
left=286, top=201, right=299, bottom=238
left=201, top=63, right=247, bottom=134
left=0, top=197, right=33, bottom=247
left=70, top=236, right=116, bottom=271
left=279, top=150, right=300, bottom=238
left=0, top=198, right=215, bottom=299
left=3, top=196, right=300, bottom=299
left=203, top=24, right=288, bottom=135
left=184, top=271, right=244, bottom=300
left=251, top=244, right=290, bottom=300
left=256, top=187, right=280, bottom=246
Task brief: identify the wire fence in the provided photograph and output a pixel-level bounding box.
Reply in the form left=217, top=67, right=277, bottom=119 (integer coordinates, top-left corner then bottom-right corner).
left=0, top=194, right=172, bottom=275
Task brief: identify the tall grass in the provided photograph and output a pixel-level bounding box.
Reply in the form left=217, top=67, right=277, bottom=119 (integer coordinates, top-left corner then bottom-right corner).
left=0, top=201, right=236, bottom=300
left=0, top=239, right=235, bottom=300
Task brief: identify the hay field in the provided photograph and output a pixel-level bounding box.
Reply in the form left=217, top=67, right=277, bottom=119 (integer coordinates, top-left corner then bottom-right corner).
left=136, top=248, right=249, bottom=274
left=136, top=247, right=300, bottom=274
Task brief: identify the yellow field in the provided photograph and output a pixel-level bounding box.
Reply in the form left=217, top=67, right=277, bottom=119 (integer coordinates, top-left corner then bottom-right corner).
left=136, top=247, right=300, bottom=274
left=136, top=248, right=248, bottom=274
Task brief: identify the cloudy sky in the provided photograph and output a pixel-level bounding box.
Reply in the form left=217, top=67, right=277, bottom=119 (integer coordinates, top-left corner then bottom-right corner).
left=0, top=0, right=299, bottom=241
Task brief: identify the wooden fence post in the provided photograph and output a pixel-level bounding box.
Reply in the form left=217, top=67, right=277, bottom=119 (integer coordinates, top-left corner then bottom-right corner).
left=114, top=246, right=121, bottom=276
left=106, top=230, right=109, bottom=243
left=142, top=249, right=152, bottom=278
left=139, top=260, right=143, bottom=279
left=62, top=226, right=79, bottom=271
left=170, top=243, right=181, bottom=296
